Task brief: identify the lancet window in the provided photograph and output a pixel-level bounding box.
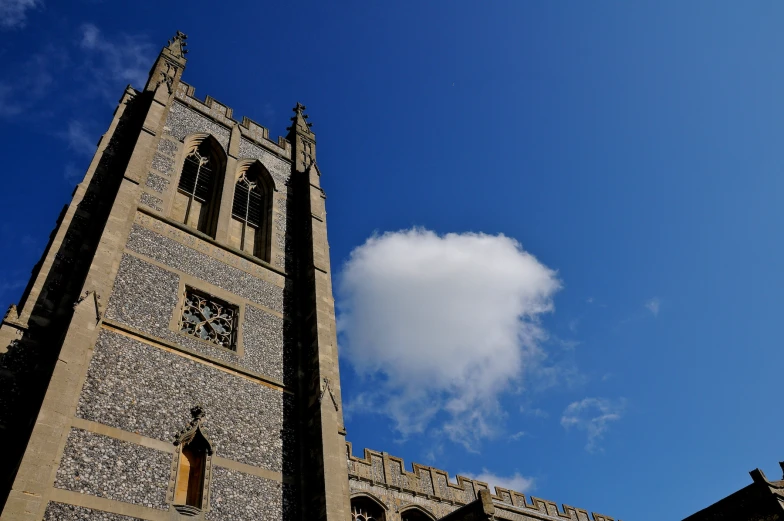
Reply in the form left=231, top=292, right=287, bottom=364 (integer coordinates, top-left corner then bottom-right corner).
left=172, top=406, right=213, bottom=515
left=172, top=138, right=224, bottom=237
left=229, top=162, right=273, bottom=261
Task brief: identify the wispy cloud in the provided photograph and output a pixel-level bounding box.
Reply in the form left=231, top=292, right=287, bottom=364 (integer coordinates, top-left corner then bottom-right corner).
left=64, top=162, right=84, bottom=182
left=0, top=0, right=41, bottom=29
left=61, top=120, right=97, bottom=157
left=78, top=23, right=154, bottom=99
left=338, top=228, right=561, bottom=449
left=0, top=47, right=63, bottom=118
left=519, top=406, right=549, bottom=419
left=509, top=430, right=527, bottom=441
left=561, top=397, right=625, bottom=453
left=464, top=469, right=535, bottom=494
left=645, top=297, right=661, bottom=317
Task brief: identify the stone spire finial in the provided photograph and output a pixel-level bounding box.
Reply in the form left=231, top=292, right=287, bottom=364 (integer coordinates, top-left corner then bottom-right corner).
left=287, top=102, right=313, bottom=133
left=166, top=30, right=188, bottom=59
left=174, top=404, right=206, bottom=446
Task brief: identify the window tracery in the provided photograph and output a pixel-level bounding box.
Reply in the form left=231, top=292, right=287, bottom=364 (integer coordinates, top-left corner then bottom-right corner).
left=229, top=162, right=273, bottom=261
left=179, top=288, right=237, bottom=349
left=172, top=138, right=224, bottom=237
left=351, top=496, right=385, bottom=521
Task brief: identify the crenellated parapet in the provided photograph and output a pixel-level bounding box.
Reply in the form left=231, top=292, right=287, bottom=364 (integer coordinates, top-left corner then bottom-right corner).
left=346, top=443, right=619, bottom=521
left=171, top=81, right=292, bottom=160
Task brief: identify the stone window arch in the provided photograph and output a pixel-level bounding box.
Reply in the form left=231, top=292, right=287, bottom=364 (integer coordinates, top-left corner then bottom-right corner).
left=400, top=506, right=436, bottom=521
left=172, top=135, right=226, bottom=238
left=351, top=494, right=387, bottom=521
left=229, top=160, right=275, bottom=261
left=170, top=406, right=214, bottom=516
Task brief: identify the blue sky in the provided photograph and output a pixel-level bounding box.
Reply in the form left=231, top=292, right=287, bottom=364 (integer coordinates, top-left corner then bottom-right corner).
left=2, top=1, right=784, bottom=520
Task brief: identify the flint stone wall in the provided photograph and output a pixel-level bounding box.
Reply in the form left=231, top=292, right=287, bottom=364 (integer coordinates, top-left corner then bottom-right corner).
left=76, top=329, right=296, bottom=474
left=54, top=428, right=170, bottom=510
left=43, top=503, right=145, bottom=521
left=105, top=253, right=291, bottom=384
left=125, top=223, right=285, bottom=313
left=207, top=467, right=297, bottom=521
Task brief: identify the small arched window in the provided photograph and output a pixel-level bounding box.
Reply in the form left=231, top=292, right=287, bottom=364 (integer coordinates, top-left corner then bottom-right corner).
left=351, top=496, right=386, bottom=521
left=172, top=138, right=225, bottom=238
left=230, top=162, right=273, bottom=261
left=172, top=406, right=213, bottom=515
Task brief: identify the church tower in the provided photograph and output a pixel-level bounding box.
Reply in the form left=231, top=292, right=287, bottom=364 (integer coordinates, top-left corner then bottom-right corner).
left=0, top=33, right=350, bottom=521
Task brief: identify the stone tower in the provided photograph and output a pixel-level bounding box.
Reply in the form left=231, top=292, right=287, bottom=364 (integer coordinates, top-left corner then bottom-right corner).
left=0, top=33, right=350, bottom=521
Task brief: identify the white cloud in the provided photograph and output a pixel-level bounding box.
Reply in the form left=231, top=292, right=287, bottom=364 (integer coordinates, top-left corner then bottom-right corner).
left=338, top=228, right=561, bottom=448
left=0, top=0, right=41, bottom=29
left=464, top=469, right=535, bottom=494
left=64, top=121, right=96, bottom=157
left=509, top=430, right=527, bottom=441
left=78, top=23, right=154, bottom=97
left=645, top=297, right=660, bottom=316
left=560, top=397, right=625, bottom=452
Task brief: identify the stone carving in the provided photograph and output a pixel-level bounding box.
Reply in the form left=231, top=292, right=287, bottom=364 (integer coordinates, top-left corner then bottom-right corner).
left=174, top=405, right=213, bottom=451
left=319, top=377, right=340, bottom=412
left=73, top=290, right=102, bottom=324
left=167, top=31, right=188, bottom=58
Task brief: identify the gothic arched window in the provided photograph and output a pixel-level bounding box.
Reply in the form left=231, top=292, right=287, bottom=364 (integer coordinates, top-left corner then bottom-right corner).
left=172, top=406, right=214, bottom=515
left=401, top=507, right=435, bottom=521
left=230, top=161, right=273, bottom=261
left=172, top=137, right=225, bottom=238
left=351, top=496, right=386, bottom=521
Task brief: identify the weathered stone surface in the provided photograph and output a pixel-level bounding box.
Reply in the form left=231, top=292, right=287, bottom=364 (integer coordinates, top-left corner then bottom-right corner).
left=76, top=330, right=296, bottom=473
left=150, top=153, right=174, bottom=175
left=105, top=253, right=290, bottom=382
left=145, top=173, right=169, bottom=193
left=126, top=224, right=284, bottom=312
left=44, top=502, right=145, bottom=521
left=139, top=193, right=163, bottom=211
left=54, top=428, right=170, bottom=509
left=156, top=137, right=179, bottom=157
left=349, top=480, right=456, bottom=521
left=164, top=101, right=230, bottom=150
left=238, top=138, right=291, bottom=188
left=207, top=467, right=297, bottom=521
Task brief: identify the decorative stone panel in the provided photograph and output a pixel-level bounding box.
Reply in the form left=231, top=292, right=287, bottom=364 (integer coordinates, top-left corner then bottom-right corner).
left=164, top=101, right=230, bottom=150
left=76, top=329, right=296, bottom=473
left=44, top=503, right=145, bottom=521
left=238, top=138, right=291, bottom=188
left=105, top=253, right=291, bottom=383
left=125, top=223, right=284, bottom=312
left=54, top=428, right=170, bottom=510
left=206, top=467, right=297, bottom=521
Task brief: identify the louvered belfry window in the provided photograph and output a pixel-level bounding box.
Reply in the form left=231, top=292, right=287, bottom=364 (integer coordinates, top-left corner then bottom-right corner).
left=179, top=149, right=214, bottom=203
left=173, top=140, right=221, bottom=237
left=230, top=168, right=270, bottom=261
left=232, top=172, right=263, bottom=228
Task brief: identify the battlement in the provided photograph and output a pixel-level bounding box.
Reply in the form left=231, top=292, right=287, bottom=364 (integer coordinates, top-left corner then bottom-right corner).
left=346, top=443, right=619, bottom=521
left=172, top=81, right=292, bottom=160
